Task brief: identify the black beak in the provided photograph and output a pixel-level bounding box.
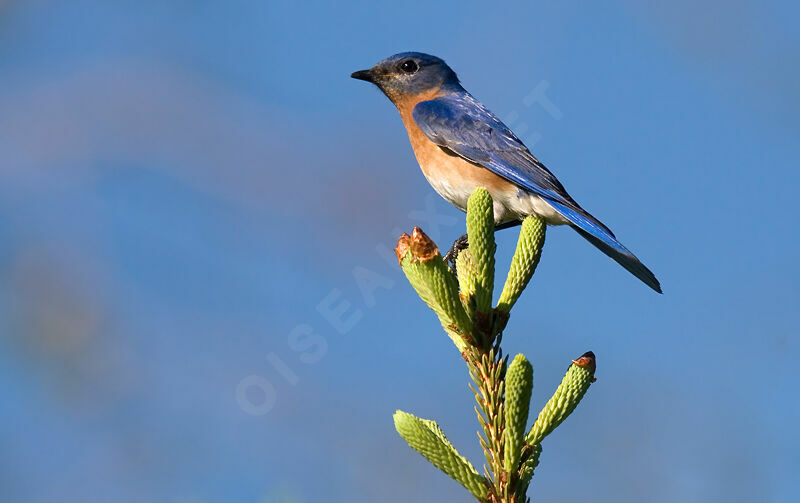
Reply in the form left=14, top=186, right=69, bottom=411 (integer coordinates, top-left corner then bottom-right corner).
left=350, top=69, right=375, bottom=83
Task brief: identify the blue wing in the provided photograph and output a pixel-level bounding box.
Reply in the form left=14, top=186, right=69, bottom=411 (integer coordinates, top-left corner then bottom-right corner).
left=412, top=93, right=661, bottom=293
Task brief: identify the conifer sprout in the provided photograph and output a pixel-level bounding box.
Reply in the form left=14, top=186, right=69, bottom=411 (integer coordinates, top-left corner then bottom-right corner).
left=394, top=410, right=488, bottom=499
left=503, top=354, right=533, bottom=473
left=465, top=188, right=496, bottom=317
left=525, top=352, right=596, bottom=447
left=395, top=227, right=474, bottom=351
left=456, top=248, right=478, bottom=323
left=393, top=188, right=597, bottom=502
left=497, top=217, right=546, bottom=314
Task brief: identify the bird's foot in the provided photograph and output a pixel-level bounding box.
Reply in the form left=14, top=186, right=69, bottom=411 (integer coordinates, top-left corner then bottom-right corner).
left=444, top=234, right=469, bottom=273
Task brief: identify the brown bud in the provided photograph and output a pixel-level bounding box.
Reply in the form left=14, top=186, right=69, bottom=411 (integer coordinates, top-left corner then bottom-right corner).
left=572, top=351, right=596, bottom=375
left=394, top=233, right=412, bottom=265
left=410, top=226, right=439, bottom=263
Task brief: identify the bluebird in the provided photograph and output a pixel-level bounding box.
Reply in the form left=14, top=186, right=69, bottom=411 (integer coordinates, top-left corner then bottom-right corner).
left=352, top=52, right=661, bottom=293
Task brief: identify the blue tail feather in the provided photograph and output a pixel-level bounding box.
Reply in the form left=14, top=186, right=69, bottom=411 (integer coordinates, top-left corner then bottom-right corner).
left=546, top=200, right=662, bottom=293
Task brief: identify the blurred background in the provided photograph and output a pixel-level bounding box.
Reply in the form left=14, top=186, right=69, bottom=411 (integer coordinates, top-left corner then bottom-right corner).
left=0, top=1, right=797, bottom=501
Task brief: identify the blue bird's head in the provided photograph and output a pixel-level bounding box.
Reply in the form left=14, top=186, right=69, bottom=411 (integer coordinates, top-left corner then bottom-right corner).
left=351, top=52, right=460, bottom=103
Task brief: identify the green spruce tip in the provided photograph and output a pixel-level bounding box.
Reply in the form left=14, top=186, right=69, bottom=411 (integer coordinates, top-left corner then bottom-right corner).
left=394, top=410, right=488, bottom=499
left=395, top=228, right=473, bottom=351
left=503, top=354, right=533, bottom=473
left=497, top=216, right=546, bottom=313
left=465, top=188, right=496, bottom=314
left=526, top=352, right=596, bottom=446
left=455, top=249, right=478, bottom=320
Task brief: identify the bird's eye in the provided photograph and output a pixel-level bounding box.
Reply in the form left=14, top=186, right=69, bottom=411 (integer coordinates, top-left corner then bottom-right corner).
left=399, top=60, right=419, bottom=74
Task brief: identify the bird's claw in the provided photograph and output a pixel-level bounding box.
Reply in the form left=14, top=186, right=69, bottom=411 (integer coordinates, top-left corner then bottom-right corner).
left=444, top=234, right=469, bottom=273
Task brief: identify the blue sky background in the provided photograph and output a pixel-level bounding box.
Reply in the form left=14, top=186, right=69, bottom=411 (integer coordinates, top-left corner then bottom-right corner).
left=0, top=1, right=798, bottom=501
